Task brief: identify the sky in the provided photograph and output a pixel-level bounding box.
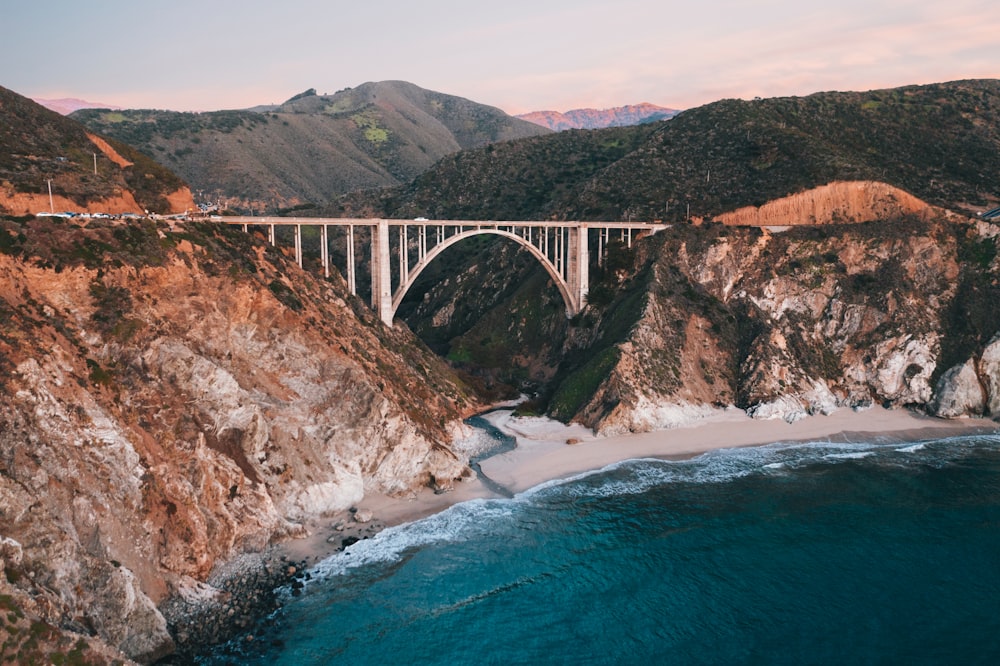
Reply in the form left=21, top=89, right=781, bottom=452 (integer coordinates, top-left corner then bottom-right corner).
left=4, top=0, right=999, bottom=114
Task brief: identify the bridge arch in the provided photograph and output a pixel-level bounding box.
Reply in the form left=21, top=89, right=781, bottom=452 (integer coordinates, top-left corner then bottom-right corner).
left=389, top=229, right=576, bottom=322
left=223, top=217, right=668, bottom=327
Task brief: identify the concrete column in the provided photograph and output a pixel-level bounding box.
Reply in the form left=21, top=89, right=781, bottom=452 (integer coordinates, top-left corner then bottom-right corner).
left=371, top=219, right=393, bottom=325
left=294, top=224, right=302, bottom=268
left=567, top=224, right=589, bottom=315
left=321, top=225, right=329, bottom=278
left=400, top=225, right=408, bottom=282
left=346, top=225, right=356, bottom=295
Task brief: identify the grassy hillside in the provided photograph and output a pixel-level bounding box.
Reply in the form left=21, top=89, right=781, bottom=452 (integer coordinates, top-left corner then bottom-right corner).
left=72, top=81, right=549, bottom=211
left=0, top=85, right=189, bottom=214
left=332, top=79, right=1000, bottom=221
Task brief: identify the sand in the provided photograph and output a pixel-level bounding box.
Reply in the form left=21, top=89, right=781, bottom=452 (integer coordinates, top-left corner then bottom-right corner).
left=279, top=406, right=998, bottom=565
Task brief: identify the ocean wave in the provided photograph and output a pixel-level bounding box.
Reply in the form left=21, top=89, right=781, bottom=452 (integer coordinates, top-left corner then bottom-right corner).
left=520, top=432, right=1000, bottom=502
left=306, top=498, right=517, bottom=584
left=895, top=442, right=927, bottom=453
left=824, top=451, right=875, bottom=460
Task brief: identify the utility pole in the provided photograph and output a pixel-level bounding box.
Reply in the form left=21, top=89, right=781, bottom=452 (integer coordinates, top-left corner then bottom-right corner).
left=47, top=179, right=54, bottom=212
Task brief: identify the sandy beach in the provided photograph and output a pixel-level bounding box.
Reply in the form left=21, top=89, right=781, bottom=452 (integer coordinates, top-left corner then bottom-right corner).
left=278, top=405, right=998, bottom=565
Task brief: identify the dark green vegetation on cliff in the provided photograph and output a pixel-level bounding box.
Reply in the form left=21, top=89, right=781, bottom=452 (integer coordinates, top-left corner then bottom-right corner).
left=334, top=79, right=1000, bottom=221
left=0, top=85, right=187, bottom=214
left=72, top=81, right=549, bottom=211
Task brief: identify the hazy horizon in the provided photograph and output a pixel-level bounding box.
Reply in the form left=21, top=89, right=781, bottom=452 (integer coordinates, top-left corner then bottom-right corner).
left=5, top=0, right=998, bottom=115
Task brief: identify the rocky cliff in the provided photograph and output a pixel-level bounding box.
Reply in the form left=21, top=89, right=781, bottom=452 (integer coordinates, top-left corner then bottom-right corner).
left=0, top=217, right=477, bottom=662
left=573, top=202, right=1000, bottom=433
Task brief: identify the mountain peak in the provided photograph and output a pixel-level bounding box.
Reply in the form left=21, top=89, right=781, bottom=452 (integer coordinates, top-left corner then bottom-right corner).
left=517, top=103, right=680, bottom=130
left=32, top=97, right=121, bottom=115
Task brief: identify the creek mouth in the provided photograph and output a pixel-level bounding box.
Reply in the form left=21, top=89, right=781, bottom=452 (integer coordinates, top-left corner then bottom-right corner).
left=463, top=412, right=518, bottom=499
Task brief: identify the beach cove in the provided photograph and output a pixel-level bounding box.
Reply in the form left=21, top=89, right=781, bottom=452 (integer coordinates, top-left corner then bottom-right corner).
left=206, top=406, right=1000, bottom=665
left=281, top=405, right=999, bottom=564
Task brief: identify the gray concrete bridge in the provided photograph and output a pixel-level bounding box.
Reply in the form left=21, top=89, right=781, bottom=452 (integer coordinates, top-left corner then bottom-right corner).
left=224, top=217, right=668, bottom=326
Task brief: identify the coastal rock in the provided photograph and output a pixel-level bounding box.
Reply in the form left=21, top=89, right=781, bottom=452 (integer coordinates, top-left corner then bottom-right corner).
left=0, top=220, right=477, bottom=659
left=352, top=509, right=374, bottom=524
left=561, top=195, right=977, bottom=434
left=0, top=536, right=23, bottom=568
left=746, top=394, right=809, bottom=423
left=85, top=565, right=175, bottom=664
left=931, top=359, right=985, bottom=418
left=980, top=334, right=1000, bottom=417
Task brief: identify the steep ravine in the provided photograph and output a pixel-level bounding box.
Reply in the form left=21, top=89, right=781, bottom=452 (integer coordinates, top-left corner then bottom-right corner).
left=0, top=218, right=478, bottom=662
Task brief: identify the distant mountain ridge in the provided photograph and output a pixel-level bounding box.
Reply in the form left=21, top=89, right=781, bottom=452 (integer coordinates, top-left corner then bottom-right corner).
left=33, top=97, right=122, bottom=115
left=517, top=103, right=680, bottom=130
left=72, top=81, right=549, bottom=211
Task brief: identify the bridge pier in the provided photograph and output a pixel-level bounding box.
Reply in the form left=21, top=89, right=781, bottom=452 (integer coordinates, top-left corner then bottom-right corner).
left=566, top=225, right=588, bottom=316
left=371, top=219, right=393, bottom=326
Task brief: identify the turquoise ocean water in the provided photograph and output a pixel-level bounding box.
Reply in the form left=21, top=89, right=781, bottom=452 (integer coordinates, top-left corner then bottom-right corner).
left=206, top=426, right=1000, bottom=665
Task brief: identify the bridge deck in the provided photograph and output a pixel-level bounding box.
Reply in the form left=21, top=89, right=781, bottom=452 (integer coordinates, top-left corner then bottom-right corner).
left=221, top=216, right=667, bottom=230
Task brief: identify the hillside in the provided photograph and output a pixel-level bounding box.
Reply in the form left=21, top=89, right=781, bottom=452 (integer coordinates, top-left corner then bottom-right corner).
left=0, top=85, right=193, bottom=215
left=335, top=79, right=1000, bottom=221
left=517, top=103, right=680, bottom=130
left=328, top=80, right=1000, bottom=429
left=72, top=81, right=550, bottom=212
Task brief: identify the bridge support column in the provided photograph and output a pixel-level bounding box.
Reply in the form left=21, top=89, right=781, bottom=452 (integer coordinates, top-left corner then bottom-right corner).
left=294, top=224, right=302, bottom=268
left=321, top=224, right=329, bottom=278
left=346, top=225, right=356, bottom=295
left=371, top=219, right=393, bottom=326
left=566, top=224, right=589, bottom=315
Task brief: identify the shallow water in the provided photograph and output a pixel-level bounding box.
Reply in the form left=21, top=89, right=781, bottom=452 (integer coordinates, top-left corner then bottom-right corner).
left=204, top=432, right=1000, bottom=665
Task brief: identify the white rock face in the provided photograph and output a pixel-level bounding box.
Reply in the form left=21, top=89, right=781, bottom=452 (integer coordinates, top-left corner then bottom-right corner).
left=88, top=565, right=175, bottom=664
left=980, top=334, right=1000, bottom=417
left=931, top=360, right=985, bottom=418
left=747, top=395, right=809, bottom=423
left=596, top=395, right=719, bottom=436
left=871, top=336, right=937, bottom=404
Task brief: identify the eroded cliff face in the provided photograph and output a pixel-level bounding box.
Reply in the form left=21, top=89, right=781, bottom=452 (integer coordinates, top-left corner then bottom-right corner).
left=575, top=205, right=1000, bottom=434
left=0, top=218, right=476, bottom=661
left=714, top=181, right=929, bottom=227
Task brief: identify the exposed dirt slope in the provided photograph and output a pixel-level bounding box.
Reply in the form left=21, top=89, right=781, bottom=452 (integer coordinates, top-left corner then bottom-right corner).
left=714, top=181, right=929, bottom=226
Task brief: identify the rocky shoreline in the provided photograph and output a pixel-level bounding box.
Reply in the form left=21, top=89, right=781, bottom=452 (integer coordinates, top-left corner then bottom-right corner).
left=155, top=508, right=388, bottom=664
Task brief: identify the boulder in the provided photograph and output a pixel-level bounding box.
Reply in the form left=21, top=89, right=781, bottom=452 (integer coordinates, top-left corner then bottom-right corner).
left=931, top=359, right=985, bottom=418
left=979, top=334, right=1000, bottom=417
